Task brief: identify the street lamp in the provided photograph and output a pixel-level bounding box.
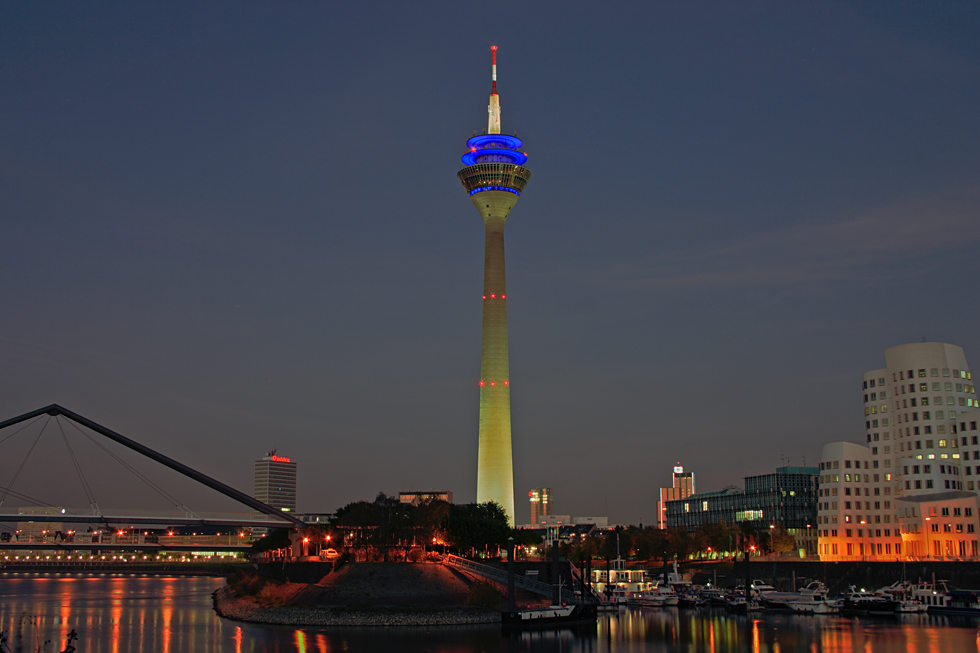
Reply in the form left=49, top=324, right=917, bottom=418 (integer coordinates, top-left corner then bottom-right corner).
left=769, top=525, right=775, bottom=555
left=806, top=524, right=811, bottom=557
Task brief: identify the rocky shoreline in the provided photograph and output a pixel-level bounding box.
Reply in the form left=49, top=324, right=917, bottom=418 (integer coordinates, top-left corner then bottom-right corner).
left=212, top=586, right=502, bottom=627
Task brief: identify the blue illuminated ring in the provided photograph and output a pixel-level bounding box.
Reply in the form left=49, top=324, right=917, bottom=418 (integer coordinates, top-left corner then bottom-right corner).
left=466, top=134, right=524, bottom=150
left=469, top=186, right=521, bottom=196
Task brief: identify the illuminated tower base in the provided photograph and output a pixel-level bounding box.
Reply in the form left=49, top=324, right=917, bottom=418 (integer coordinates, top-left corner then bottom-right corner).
left=457, top=46, right=531, bottom=526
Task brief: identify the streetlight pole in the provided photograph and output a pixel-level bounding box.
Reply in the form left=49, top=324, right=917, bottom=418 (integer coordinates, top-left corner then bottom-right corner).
left=925, top=517, right=931, bottom=559
left=769, top=524, right=775, bottom=556
left=859, top=520, right=867, bottom=561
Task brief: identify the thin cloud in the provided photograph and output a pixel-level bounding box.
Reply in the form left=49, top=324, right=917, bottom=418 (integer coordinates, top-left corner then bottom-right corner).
left=599, top=184, right=980, bottom=291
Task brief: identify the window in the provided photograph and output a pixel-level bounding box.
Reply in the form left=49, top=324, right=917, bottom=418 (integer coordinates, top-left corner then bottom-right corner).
left=845, top=460, right=852, bottom=469
left=922, top=398, right=930, bottom=406
left=942, top=507, right=949, bottom=516
left=946, top=383, right=953, bottom=391
left=932, top=368, right=939, bottom=377
left=926, top=480, right=933, bottom=488
left=919, top=369, right=926, bottom=378
left=967, top=508, right=973, bottom=516
left=924, top=465, right=931, bottom=473
left=943, top=369, right=950, bottom=377
left=954, top=508, right=962, bottom=516
left=927, top=440, right=934, bottom=448
left=920, top=383, right=928, bottom=391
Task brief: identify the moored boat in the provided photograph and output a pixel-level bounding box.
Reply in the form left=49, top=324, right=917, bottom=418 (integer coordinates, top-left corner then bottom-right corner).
left=841, top=586, right=898, bottom=615
left=502, top=603, right=598, bottom=629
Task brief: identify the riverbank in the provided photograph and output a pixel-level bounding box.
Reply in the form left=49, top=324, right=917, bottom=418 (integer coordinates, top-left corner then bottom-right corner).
left=213, top=562, right=504, bottom=626
left=213, top=586, right=501, bottom=626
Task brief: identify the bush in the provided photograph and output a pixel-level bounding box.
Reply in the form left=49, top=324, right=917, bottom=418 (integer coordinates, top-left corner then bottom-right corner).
left=466, top=580, right=504, bottom=610
left=227, top=569, right=270, bottom=597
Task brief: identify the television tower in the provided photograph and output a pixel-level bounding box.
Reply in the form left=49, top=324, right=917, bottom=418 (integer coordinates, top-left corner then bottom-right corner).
left=457, top=46, right=531, bottom=526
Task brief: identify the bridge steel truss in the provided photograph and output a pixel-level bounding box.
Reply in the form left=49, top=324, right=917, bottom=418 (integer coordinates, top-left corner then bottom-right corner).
left=0, top=404, right=305, bottom=530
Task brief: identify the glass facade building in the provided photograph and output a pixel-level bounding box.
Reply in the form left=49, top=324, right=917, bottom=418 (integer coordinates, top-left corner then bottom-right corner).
left=665, top=466, right=819, bottom=536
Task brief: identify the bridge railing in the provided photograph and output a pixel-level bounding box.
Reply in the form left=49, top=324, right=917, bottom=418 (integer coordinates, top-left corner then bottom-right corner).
left=441, top=554, right=579, bottom=604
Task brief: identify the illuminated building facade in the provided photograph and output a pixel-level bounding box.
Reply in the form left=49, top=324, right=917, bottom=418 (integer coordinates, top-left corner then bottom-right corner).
left=457, top=46, right=531, bottom=526
left=254, top=450, right=297, bottom=515
left=817, top=342, right=979, bottom=560
left=658, top=464, right=694, bottom=529
left=529, top=488, right=551, bottom=525
left=398, top=490, right=454, bottom=505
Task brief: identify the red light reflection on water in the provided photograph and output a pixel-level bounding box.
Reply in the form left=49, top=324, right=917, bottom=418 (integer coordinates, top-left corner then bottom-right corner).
left=161, top=583, right=174, bottom=653
left=110, top=580, right=123, bottom=653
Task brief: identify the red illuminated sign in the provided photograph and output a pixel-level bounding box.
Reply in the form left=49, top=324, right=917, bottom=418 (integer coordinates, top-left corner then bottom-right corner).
left=270, top=455, right=291, bottom=463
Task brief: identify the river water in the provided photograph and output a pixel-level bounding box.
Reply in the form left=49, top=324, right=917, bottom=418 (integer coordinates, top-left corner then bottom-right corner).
left=1, top=573, right=979, bottom=652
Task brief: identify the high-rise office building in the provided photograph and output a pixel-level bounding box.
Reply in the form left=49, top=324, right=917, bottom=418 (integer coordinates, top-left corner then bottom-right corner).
left=659, top=464, right=694, bottom=529
left=817, top=342, right=979, bottom=560
left=457, top=46, right=532, bottom=526
left=254, top=450, right=297, bottom=516
left=529, top=488, right=551, bottom=525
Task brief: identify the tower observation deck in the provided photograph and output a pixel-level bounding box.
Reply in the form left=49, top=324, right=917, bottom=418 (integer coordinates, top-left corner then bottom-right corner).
left=457, top=46, right=531, bottom=526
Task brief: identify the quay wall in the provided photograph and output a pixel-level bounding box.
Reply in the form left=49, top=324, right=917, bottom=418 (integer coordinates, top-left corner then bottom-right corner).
left=717, top=560, right=980, bottom=593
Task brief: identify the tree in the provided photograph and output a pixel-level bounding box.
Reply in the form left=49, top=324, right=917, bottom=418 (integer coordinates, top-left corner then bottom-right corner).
left=250, top=528, right=291, bottom=555
left=443, top=501, right=511, bottom=554
left=770, top=526, right=797, bottom=553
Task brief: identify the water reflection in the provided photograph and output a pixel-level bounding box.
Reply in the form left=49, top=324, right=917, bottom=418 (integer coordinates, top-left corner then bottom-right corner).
left=2, top=574, right=980, bottom=652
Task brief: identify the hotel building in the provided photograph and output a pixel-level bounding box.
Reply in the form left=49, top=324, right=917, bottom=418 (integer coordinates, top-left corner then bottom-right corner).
left=254, top=450, right=297, bottom=515
left=817, top=342, right=979, bottom=560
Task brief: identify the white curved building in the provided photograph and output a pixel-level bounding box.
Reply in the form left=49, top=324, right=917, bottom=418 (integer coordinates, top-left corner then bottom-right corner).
left=818, top=342, right=979, bottom=560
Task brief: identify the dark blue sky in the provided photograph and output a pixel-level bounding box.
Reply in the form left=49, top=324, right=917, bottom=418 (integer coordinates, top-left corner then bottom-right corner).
left=2, top=2, right=978, bottom=526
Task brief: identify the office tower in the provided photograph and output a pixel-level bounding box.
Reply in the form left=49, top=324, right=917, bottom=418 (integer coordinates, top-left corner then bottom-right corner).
left=254, top=450, right=297, bottom=515
left=659, top=464, right=695, bottom=529
left=457, top=46, right=532, bottom=526
left=817, top=342, right=979, bottom=560
left=529, top=488, right=552, bottom=525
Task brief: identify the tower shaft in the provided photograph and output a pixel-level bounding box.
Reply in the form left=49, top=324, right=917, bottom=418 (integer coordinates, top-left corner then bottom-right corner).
left=477, top=206, right=513, bottom=523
